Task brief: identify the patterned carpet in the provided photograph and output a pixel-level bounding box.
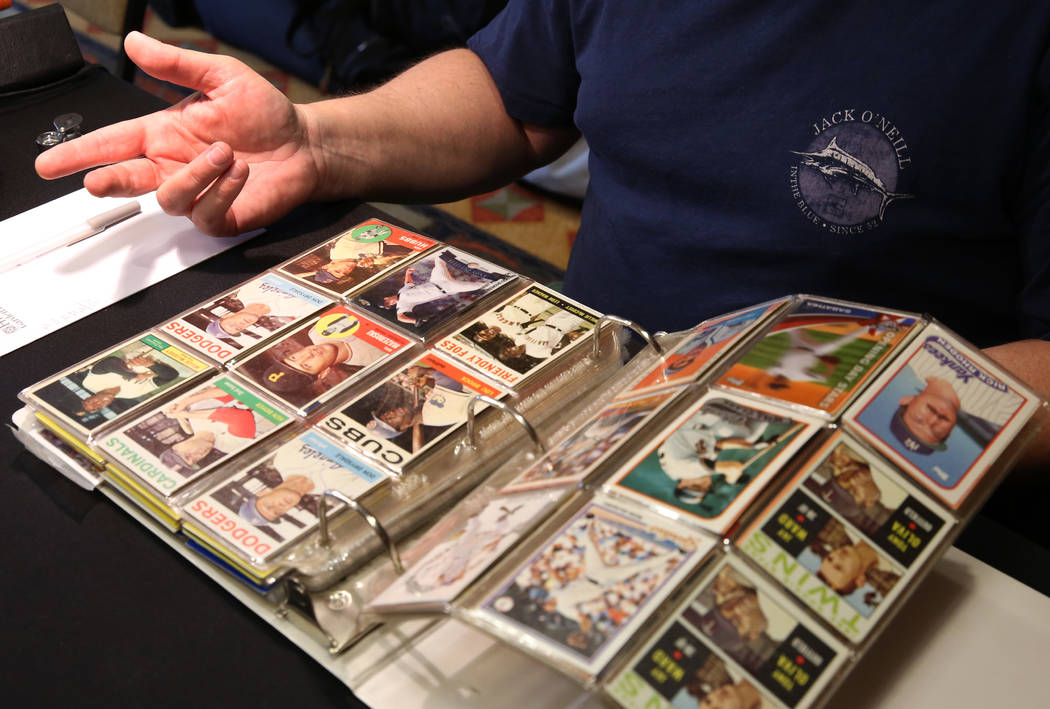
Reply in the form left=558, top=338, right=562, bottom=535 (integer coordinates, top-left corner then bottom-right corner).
left=13, top=1, right=580, bottom=280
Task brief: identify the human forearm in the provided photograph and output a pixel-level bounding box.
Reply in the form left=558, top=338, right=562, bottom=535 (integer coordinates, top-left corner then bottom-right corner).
left=301, top=49, right=579, bottom=203
left=982, top=339, right=1050, bottom=471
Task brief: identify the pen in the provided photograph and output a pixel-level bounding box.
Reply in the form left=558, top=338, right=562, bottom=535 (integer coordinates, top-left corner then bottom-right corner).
left=0, top=200, right=142, bottom=275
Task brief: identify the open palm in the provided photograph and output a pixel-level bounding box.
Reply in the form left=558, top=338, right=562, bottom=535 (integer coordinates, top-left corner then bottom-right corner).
left=36, top=32, right=322, bottom=236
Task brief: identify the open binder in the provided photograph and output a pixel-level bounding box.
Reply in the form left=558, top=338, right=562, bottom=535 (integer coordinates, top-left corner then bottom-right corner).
left=12, top=218, right=1046, bottom=708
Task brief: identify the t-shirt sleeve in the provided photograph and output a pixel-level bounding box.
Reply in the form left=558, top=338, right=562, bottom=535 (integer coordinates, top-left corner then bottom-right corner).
left=467, top=0, right=580, bottom=127
left=1017, top=45, right=1050, bottom=340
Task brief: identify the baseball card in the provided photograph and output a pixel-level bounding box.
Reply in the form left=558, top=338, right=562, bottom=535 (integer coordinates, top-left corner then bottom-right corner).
left=605, top=393, right=822, bottom=535
left=231, top=304, right=413, bottom=414
left=735, top=431, right=952, bottom=642
left=606, top=557, right=846, bottom=709
left=159, top=272, right=331, bottom=365
left=369, top=487, right=566, bottom=611
left=434, top=284, right=601, bottom=388
left=501, top=390, right=679, bottom=494
left=842, top=324, right=1041, bottom=508
left=277, top=218, right=437, bottom=298
left=476, top=495, right=715, bottom=676
left=99, top=375, right=293, bottom=498
left=350, top=246, right=517, bottom=339
left=715, top=297, right=920, bottom=417
left=24, top=333, right=212, bottom=439
left=317, top=351, right=508, bottom=474
left=622, top=299, right=787, bottom=397
left=183, top=429, right=389, bottom=563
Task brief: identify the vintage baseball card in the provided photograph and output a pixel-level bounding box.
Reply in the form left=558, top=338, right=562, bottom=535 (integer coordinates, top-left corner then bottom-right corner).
left=605, top=392, right=822, bottom=535
left=159, top=272, right=331, bottom=365
left=736, top=432, right=951, bottom=642
left=622, top=299, right=787, bottom=397
left=231, top=304, right=413, bottom=414
left=606, top=556, right=847, bottom=709
left=317, top=351, right=508, bottom=474
left=24, top=333, right=212, bottom=439
left=99, top=374, right=293, bottom=498
left=842, top=323, right=1041, bottom=508
left=350, top=246, right=517, bottom=339
left=434, top=284, right=601, bottom=388
left=277, top=218, right=437, bottom=298
left=715, top=297, right=920, bottom=417
left=183, top=429, right=389, bottom=563
left=501, top=390, right=680, bottom=494
left=369, top=487, right=567, bottom=611
left=476, top=495, right=716, bottom=675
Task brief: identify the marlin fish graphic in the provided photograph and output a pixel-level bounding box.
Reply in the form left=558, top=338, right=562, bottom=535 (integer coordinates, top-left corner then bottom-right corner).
left=792, top=137, right=912, bottom=219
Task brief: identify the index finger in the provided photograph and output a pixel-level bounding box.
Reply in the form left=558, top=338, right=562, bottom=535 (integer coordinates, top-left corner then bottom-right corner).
left=35, top=115, right=150, bottom=179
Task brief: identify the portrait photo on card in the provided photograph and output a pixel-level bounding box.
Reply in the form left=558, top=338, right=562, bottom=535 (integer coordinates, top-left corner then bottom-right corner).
left=608, top=619, right=782, bottom=709
left=234, top=305, right=410, bottom=412
left=799, top=434, right=951, bottom=568
left=608, top=395, right=820, bottom=532
left=163, top=273, right=330, bottom=362
left=27, top=334, right=209, bottom=435
left=186, top=430, right=387, bottom=560
left=278, top=219, right=436, bottom=296
left=322, top=353, right=505, bottom=469
left=739, top=483, right=911, bottom=642
left=350, top=246, right=515, bottom=336
left=717, top=298, right=919, bottom=415
left=846, top=327, right=1039, bottom=507
left=104, top=376, right=291, bottom=495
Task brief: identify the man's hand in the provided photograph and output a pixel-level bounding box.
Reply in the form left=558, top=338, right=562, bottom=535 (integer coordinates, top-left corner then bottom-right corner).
left=35, top=32, right=321, bottom=236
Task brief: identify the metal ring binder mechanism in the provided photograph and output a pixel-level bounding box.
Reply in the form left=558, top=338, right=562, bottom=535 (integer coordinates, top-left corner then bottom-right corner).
left=465, top=394, right=546, bottom=455
left=317, top=489, right=404, bottom=574
left=590, top=313, right=663, bottom=360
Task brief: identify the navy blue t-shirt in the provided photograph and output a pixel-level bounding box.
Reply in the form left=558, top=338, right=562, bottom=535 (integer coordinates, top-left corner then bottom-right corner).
left=468, top=1, right=1050, bottom=346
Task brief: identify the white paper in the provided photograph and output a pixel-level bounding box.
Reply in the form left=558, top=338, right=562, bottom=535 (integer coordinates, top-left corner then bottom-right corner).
left=0, top=189, right=259, bottom=357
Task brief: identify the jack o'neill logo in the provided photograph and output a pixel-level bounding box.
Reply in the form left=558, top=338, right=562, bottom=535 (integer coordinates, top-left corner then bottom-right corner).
left=788, top=110, right=913, bottom=234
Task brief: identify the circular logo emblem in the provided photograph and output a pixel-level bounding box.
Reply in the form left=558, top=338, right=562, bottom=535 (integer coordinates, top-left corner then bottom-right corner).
left=350, top=223, right=392, bottom=243
left=789, top=118, right=912, bottom=234
left=315, top=312, right=359, bottom=340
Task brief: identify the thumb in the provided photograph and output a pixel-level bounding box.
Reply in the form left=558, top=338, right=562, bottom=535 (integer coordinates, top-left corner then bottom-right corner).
left=124, top=31, right=231, bottom=94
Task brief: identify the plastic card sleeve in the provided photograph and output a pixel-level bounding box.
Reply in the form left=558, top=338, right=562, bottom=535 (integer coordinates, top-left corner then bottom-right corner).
left=153, top=269, right=334, bottom=368
left=273, top=217, right=439, bottom=302
left=19, top=329, right=216, bottom=446
left=601, top=389, right=825, bottom=537
left=712, top=295, right=926, bottom=422
left=432, top=282, right=607, bottom=393
left=229, top=301, right=421, bottom=417
left=602, top=551, right=852, bottom=709
left=617, top=296, right=795, bottom=398
left=170, top=423, right=391, bottom=579
left=732, top=428, right=958, bottom=647
left=452, top=491, right=720, bottom=686
left=10, top=406, right=103, bottom=490
left=840, top=319, right=1044, bottom=513
left=345, top=245, right=522, bottom=345
left=94, top=372, right=297, bottom=515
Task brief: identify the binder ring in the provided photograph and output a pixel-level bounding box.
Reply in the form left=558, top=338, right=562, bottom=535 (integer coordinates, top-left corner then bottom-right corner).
left=317, top=489, right=403, bottom=574
left=466, top=394, right=546, bottom=455
left=591, top=314, right=663, bottom=360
